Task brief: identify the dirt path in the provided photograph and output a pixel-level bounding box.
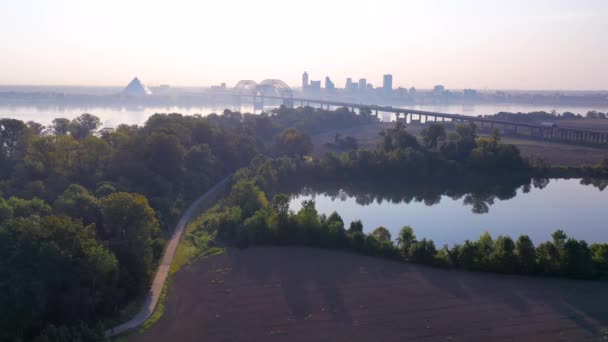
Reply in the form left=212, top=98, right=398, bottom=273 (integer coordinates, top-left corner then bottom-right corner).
left=105, top=176, right=232, bottom=337
left=135, top=247, right=608, bottom=342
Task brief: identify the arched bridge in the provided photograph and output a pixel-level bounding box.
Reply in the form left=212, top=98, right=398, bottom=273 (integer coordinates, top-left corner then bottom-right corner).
left=232, top=79, right=293, bottom=109
left=234, top=79, right=293, bottom=98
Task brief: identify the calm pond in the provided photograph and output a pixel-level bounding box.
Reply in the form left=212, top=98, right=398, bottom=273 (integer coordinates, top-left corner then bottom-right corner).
left=289, top=178, right=608, bottom=246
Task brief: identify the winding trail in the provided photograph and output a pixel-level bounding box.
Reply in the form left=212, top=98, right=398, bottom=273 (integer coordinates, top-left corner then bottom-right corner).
left=105, top=176, right=232, bottom=338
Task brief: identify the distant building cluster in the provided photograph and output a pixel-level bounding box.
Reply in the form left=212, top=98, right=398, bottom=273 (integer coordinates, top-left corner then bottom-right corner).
left=300, top=71, right=460, bottom=103
left=3, top=75, right=608, bottom=109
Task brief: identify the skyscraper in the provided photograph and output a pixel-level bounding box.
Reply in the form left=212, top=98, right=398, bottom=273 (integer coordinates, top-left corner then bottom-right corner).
left=358, top=78, right=367, bottom=91
left=302, top=71, right=309, bottom=90
left=345, top=78, right=353, bottom=90
left=325, top=76, right=335, bottom=91
left=383, top=74, right=393, bottom=95
left=310, top=80, right=321, bottom=92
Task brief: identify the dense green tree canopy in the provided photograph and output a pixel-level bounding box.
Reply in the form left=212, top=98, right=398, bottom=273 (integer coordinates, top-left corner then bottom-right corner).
left=276, top=128, right=314, bottom=157
left=0, top=214, right=117, bottom=341
left=421, top=123, right=447, bottom=149
left=99, top=192, right=160, bottom=295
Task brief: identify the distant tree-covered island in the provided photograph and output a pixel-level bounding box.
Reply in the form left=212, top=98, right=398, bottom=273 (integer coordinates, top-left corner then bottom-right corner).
left=1, top=106, right=607, bottom=341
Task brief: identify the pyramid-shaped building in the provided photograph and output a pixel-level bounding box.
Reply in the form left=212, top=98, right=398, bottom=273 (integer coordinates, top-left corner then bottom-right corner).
left=123, top=77, right=152, bottom=96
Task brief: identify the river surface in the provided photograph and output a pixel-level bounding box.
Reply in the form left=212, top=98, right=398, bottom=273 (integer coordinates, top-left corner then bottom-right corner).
left=289, top=178, right=608, bottom=246
left=1, top=103, right=607, bottom=126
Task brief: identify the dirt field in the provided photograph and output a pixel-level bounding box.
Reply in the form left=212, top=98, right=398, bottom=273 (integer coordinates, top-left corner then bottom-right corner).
left=312, top=123, right=607, bottom=167
left=553, top=119, right=608, bottom=132
left=501, top=138, right=608, bottom=166
left=134, top=247, right=608, bottom=342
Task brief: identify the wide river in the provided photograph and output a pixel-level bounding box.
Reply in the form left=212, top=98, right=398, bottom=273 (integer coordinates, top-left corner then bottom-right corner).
left=289, top=178, right=608, bottom=246
left=1, top=103, right=607, bottom=126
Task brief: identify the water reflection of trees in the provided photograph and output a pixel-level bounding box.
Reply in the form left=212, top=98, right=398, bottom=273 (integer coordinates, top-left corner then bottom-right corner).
left=580, top=177, right=608, bottom=191
left=288, top=177, right=605, bottom=214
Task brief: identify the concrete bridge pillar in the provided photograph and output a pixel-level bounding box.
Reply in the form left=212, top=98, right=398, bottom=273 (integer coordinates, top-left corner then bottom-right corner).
left=282, top=97, right=294, bottom=108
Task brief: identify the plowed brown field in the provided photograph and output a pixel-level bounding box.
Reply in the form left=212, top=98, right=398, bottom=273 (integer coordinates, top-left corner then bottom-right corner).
left=134, top=247, right=608, bottom=342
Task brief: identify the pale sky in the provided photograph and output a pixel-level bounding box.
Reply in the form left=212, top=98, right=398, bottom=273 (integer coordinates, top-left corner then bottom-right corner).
left=1, top=0, right=607, bottom=90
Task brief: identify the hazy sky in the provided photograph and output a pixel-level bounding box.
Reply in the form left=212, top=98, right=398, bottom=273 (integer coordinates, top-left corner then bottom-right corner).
left=1, top=0, right=607, bottom=90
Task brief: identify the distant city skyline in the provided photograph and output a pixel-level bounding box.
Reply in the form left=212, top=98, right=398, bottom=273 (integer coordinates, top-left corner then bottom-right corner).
left=1, top=0, right=607, bottom=90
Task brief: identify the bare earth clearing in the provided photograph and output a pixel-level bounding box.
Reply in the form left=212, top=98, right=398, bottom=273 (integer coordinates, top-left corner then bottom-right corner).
left=312, top=122, right=607, bottom=167
left=134, top=247, right=608, bottom=342
left=551, top=119, right=608, bottom=132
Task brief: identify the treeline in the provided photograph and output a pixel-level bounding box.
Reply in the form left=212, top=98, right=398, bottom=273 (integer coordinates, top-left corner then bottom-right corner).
left=271, top=105, right=376, bottom=135
left=545, top=158, right=608, bottom=179
left=484, top=110, right=608, bottom=122
left=229, top=122, right=608, bottom=208
left=1, top=113, right=260, bottom=225
left=189, top=164, right=608, bottom=280
left=0, top=106, right=375, bottom=340
left=301, top=122, right=531, bottom=182
left=300, top=121, right=607, bottom=181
